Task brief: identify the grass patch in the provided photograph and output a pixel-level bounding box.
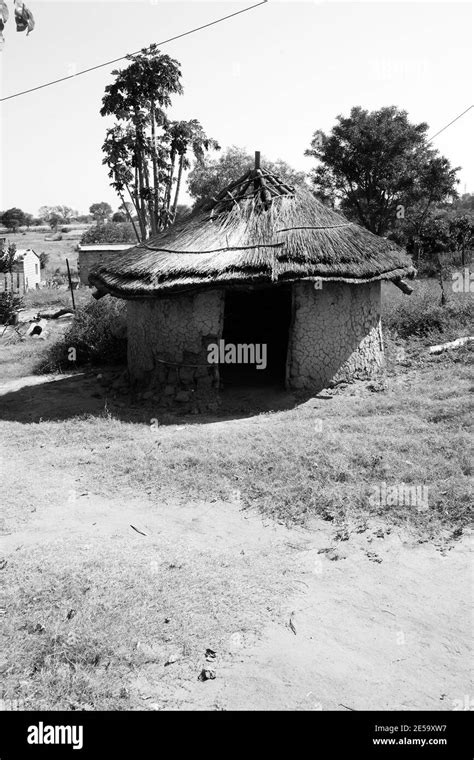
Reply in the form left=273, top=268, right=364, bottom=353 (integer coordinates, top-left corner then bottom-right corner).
left=3, top=362, right=471, bottom=535
left=1, top=536, right=291, bottom=710
left=22, top=288, right=91, bottom=311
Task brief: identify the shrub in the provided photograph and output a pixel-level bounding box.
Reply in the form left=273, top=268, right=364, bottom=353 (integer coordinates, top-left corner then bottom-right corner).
left=382, top=279, right=473, bottom=339
left=80, top=223, right=136, bottom=245
left=0, top=292, right=24, bottom=325
left=37, top=298, right=127, bottom=372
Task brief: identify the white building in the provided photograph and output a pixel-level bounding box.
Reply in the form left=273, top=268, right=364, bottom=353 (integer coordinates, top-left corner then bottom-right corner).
left=0, top=248, right=42, bottom=293
left=14, top=248, right=42, bottom=290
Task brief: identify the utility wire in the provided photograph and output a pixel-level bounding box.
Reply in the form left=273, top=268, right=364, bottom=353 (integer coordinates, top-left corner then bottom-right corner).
left=0, top=0, right=267, bottom=103
left=428, top=105, right=473, bottom=141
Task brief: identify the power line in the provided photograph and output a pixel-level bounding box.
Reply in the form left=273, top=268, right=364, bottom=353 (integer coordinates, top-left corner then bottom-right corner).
left=428, top=105, right=473, bottom=141
left=0, top=0, right=267, bottom=103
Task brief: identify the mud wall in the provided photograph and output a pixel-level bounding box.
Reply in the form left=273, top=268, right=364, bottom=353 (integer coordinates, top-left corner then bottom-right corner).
left=288, top=281, right=384, bottom=392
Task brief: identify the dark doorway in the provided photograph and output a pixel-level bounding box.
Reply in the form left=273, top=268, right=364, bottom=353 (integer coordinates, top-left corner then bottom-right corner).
left=220, top=286, right=292, bottom=387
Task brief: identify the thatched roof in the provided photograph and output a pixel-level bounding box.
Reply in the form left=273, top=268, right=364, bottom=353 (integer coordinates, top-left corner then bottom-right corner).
left=90, top=158, right=414, bottom=299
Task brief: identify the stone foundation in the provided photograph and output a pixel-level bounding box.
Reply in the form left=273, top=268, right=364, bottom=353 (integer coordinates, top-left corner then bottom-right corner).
left=288, top=281, right=383, bottom=392
left=127, top=289, right=224, bottom=410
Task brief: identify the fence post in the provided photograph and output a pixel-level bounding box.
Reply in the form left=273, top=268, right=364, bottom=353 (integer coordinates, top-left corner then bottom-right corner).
left=66, top=259, right=76, bottom=311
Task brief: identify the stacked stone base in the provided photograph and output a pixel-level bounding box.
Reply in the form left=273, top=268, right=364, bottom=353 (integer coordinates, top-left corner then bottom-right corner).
left=126, top=291, right=224, bottom=413
left=130, top=360, right=220, bottom=413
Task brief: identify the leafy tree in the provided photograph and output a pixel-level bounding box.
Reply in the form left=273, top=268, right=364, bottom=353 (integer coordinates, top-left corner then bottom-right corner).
left=90, top=202, right=113, bottom=222
left=0, top=241, right=16, bottom=272
left=165, top=119, right=219, bottom=221
left=111, top=211, right=127, bottom=223
left=100, top=44, right=218, bottom=239
left=80, top=222, right=137, bottom=245
left=448, top=215, right=474, bottom=268
left=39, top=252, right=49, bottom=270
left=38, top=205, right=76, bottom=227
left=306, top=106, right=459, bottom=235
left=37, top=206, right=52, bottom=222
left=187, top=146, right=307, bottom=206
left=48, top=213, right=64, bottom=230
left=1, top=208, right=26, bottom=232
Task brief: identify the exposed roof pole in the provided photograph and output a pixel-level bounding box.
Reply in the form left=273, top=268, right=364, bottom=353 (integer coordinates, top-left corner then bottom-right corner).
left=254, top=151, right=261, bottom=170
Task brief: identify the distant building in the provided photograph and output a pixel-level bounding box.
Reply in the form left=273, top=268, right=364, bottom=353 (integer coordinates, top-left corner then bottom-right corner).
left=0, top=248, right=41, bottom=293
left=77, top=245, right=131, bottom=287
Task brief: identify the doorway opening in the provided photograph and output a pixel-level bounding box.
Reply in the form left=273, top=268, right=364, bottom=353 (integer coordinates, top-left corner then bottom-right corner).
left=220, top=286, right=292, bottom=387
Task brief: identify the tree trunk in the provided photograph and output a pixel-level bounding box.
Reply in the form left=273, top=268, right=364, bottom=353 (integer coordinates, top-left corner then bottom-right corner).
left=171, top=153, right=185, bottom=223
left=437, top=257, right=447, bottom=306
left=120, top=188, right=141, bottom=243
left=162, top=148, right=176, bottom=229
left=132, top=168, right=146, bottom=241
left=134, top=117, right=150, bottom=238
left=150, top=102, right=161, bottom=233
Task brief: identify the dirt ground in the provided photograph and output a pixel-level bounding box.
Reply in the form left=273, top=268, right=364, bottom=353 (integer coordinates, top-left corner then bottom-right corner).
left=1, top=371, right=471, bottom=711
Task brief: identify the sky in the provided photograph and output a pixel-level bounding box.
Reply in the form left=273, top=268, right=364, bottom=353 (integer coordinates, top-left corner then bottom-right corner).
left=0, top=0, right=473, bottom=216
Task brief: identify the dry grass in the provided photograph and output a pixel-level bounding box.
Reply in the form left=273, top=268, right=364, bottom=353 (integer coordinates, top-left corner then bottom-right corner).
left=2, top=536, right=289, bottom=710
left=1, top=356, right=472, bottom=709
left=22, top=287, right=91, bottom=310
left=1, top=277, right=472, bottom=710
left=0, top=340, right=47, bottom=380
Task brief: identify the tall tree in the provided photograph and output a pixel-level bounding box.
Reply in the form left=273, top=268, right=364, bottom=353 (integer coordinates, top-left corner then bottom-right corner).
left=100, top=44, right=218, bottom=240
left=1, top=208, right=26, bottom=232
left=38, top=205, right=76, bottom=226
left=90, top=202, right=113, bottom=222
left=306, top=106, right=459, bottom=235
left=188, top=146, right=307, bottom=207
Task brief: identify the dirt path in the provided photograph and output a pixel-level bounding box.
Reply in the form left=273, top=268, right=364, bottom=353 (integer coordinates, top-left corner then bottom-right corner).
left=3, top=479, right=470, bottom=711
left=1, top=370, right=471, bottom=711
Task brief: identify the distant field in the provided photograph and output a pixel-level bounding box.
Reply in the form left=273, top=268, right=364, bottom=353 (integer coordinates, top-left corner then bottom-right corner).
left=1, top=227, right=90, bottom=277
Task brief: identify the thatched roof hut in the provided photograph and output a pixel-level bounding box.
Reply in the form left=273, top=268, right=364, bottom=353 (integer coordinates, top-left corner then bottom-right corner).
left=91, top=158, right=413, bottom=298
left=90, top=153, right=414, bottom=407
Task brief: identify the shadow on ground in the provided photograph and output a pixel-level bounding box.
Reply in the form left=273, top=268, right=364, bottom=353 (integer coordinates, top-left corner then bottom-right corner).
left=0, top=372, right=321, bottom=425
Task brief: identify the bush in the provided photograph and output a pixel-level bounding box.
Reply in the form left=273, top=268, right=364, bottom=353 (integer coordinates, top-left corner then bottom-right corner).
left=382, top=279, right=474, bottom=339
left=0, top=292, right=24, bottom=325
left=80, top=223, right=136, bottom=245
left=37, top=298, right=127, bottom=372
